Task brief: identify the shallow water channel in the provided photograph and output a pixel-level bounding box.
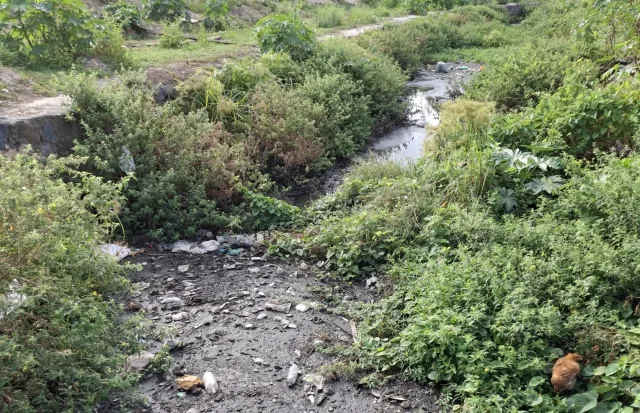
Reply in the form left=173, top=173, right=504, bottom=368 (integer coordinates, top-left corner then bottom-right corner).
left=291, top=65, right=476, bottom=206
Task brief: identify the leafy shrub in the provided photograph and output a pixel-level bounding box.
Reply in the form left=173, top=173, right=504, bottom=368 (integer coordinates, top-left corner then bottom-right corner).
left=315, top=5, right=345, bottom=28
left=63, top=74, right=255, bottom=240
left=295, top=73, right=373, bottom=160
left=259, top=51, right=304, bottom=85
left=246, top=82, right=326, bottom=181
left=490, top=79, right=640, bottom=158
left=216, top=58, right=275, bottom=93
left=103, top=1, right=143, bottom=32
left=143, top=0, right=185, bottom=21
left=160, top=21, right=185, bottom=49
left=0, top=0, right=94, bottom=68
left=255, top=14, right=316, bottom=61
left=237, top=185, right=302, bottom=231
left=203, top=0, right=230, bottom=31
left=93, top=17, right=136, bottom=68
left=0, top=153, right=146, bottom=411
left=306, top=39, right=407, bottom=131
left=466, top=45, right=593, bottom=111
left=449, top=4, right=508, bottom=24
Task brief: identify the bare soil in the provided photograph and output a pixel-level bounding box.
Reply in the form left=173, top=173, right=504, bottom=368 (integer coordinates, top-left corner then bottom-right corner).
left=104, top=244, right=439, bottom=413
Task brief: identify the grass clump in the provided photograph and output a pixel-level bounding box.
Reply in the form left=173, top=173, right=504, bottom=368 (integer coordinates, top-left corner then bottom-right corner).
left=315, top=5, right=346, bottom=28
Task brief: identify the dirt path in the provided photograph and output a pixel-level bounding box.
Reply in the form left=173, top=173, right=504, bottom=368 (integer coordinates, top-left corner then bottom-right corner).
left=318, top=15, right=419, bottom=40
left=106, top=240, right=438, bottom=412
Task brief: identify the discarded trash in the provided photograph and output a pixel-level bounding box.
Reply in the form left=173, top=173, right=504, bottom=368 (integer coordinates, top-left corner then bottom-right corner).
left=203, top=371, right=219, bottom=394
left=216, top=233, right=264, bottom=248
left=365, top=276, right=378, bottom=288
left=0, top=279, right=27, bottom=320
left=171, top=240, right=219, bottom=254
left=100, top=244, right=131, bottom=261
left=265, top=301, right=291, bottom=313
left=176, top=375, right=204, bottom=391
left=458, top=65, right=469, bottom=70
left=287, top=364, right=300, bottom=387
left=119, top=146, right=135, bottom=173
left=436, top=61, right=449, bottom=73
left=303, top=374, right=325, bottom=391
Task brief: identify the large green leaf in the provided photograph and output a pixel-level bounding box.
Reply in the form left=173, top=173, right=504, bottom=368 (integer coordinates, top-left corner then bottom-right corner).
left=566, top=392, right=598, bottom=413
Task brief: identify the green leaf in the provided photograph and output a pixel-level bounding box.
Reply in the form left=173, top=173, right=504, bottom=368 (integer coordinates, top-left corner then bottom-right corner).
left=566, top=392, right=598, bottom=413
left=591, top=401, right=621, bottom=413
left=593, top=366, right=607, bottom=376
left=605, top=363, right=620, bottom=376
left=529, top=376, right=546, bottom=387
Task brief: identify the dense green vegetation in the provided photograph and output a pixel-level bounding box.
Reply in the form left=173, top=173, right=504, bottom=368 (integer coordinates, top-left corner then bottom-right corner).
left=3, top=0, right=640, bottom=411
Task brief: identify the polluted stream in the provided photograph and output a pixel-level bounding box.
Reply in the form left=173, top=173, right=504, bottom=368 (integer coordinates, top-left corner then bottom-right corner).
left=103, top=64, right=478, bottom=413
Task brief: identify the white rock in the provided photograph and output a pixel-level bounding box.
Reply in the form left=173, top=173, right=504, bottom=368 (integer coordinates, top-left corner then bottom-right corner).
left=100, top=244, right=131, bottom=261
left=286, top=364, right=300, bottom=387
left=201, top=240, right=219, bottom=252
left=295, top=304, right=309, bottom=312
left=125, top=351, right=154, bottom=372
left=172, top=312, right=189, bottom=321
left=160, top=296, right=184, bottom=308
left=253, top=358, right=265, bottom=365
left=178, top=265, right=189, bottom=273
left=276, top=266, right=285, bottom=275
left=256, top=313, right=267, bottom=320
left=203, top=371, right=219, bottom=394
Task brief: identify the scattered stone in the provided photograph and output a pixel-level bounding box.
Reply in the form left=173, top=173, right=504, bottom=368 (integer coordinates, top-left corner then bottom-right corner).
left=164, top=339, right=182, bottom=350
left=303, top=374, right=325, bottom=391
left=223, top=264, right=236, bottom=270
left=365, top=276, right=378, bottom=288
left=265, top=301, right=291, bottom=313
left=126, top=300, right=142, bottom=311
left=276, top=266, right=285, bottom=275
left=295, top=303, right=309, bottom=313
left=436, top=61, right=449, bottom=73
left=178, top=265, right=190, bottom=273
left=185, top=408, right=198, bottom=413
left=401, top=401, right=412, bottom=409
left=203, top=371, right=219, bottom=394
left=171, top=240, right=219, bottom=254
left=251, top=256, right=266, bottom=261
left=287, top=364, right=300, bottom=387
left=244, top=323, right=255, bottom=329
left=256, top=313, right=267, bottom=320
left=248, top=267, right=260, bottom=274
left=253, top=358, right=265, bottom=365
left=172, top=312, right=189, bottom=322
left=300, top=262, right=308, bottom=270
left=125, top=351, right=154, bottom=373
left=176, top=375, right=204, bottom=392
left=287, top=323, right=297, bottom=329
left=159, top=296, right=184, bottom=308
left=196, top=229, right=214, bottom=239
left=315, top=393, right=327, bottom=406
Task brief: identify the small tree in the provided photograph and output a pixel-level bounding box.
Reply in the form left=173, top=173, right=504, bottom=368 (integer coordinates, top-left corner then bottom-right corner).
left=255, top=14, right=315, bottom=61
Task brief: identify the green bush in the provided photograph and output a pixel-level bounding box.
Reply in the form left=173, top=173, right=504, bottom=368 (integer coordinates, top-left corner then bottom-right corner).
left=0, top=153, right=146, bottom=411
left=93, top=17, right=136, bottom=68
left=103, top=1, right=143, bottom=32
left=295, top=73, right=373, bottom=159
left=259, top=51, right=304, bottom=85
left=306, top=39, right=407, bottom=131
left=490, top=79, right=640, bottom=158
left=160, top=21, right=185, bottom=49
left=142, top=0, right=185, bottom=21
left=203, top=0, right=230, bottom=31
left=0, top=0, right=95, bottom=68
left=465, top=45, right=583, bottom=111
left=63, top=73, right=255, bottom=240
left=255, top=14, right=316, bottom=61
left=315, top=5, right=345, bottom=28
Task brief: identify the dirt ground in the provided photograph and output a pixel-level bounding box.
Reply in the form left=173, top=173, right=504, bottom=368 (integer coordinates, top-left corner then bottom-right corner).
left=105, top=240, right=439, bottom=413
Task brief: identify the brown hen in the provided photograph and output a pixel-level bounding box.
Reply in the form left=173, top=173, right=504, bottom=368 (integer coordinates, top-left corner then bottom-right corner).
left=550, top=353, right=582, bottom=393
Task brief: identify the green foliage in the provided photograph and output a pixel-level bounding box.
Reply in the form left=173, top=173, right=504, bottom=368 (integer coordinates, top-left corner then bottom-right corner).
left=490, top=79, right=640, bottom=158
left=203, top=0, right=231, bottom=31
left=348, top=7, right=378, bottom=24
left=294, top=72, right=373, bottom=159
left=93, top=17, right=136, bottom=68
left=142, top=0, right=185, bottom=21
left=62, top=73, right=254, bottom=241
left=103, top=1, right=143, bottom=32
left=258, top=51, right=304, bottom=85
left=255, top=14, right=316, bottom=61
left=315, top=5, right=345, bottom=28
left=0, top=0, right=94, bottom=68
left=0, top=153, right=145, bottom=411
left=466, top=44, right=592, bottom=111
left=160, top=20, right=185, bottom=49
left=237, top=185, right=302, bottom=231
left=307, top=39, right=407, bottom=131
